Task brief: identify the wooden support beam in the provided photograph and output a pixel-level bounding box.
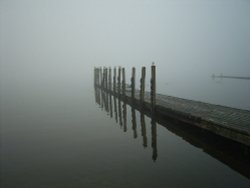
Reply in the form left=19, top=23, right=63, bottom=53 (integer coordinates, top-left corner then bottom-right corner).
left=109, top=67, right=112, bottom=91
left=140, top=66, right=146, bottom=103
left=131, top=67, right=136, bottom=100
left=122, top=67, right=126, bottom=97
left=150, top=63, right=156, bottom=110
left=100, top=67, right=103, bottom=88
left=105, top=68, right=108, bottom=90
left=118, top=67, right=121, bottom=96
left=113, top=67, right=117, bottom=93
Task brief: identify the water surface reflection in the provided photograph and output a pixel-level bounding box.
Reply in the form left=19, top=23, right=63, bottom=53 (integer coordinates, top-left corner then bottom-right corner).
left=94, top=86, right=250, bottom=178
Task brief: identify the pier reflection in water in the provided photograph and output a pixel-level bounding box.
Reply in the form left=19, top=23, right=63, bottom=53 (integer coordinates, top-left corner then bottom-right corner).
left=95, top=86, right=158, bottom=161
left=94, top=86, right=250, bottom=178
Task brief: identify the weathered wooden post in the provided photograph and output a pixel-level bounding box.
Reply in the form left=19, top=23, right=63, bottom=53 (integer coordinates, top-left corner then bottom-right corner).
left=96, top=67, right=99, bottom=86
left=94, top=67, right=95, bottom=86
left=102, top=67, right=105, bottom=88
left=113, top=67, right=117, bottom=93
left=95, top=67, right=98, bottom=86
left=109, top=67, right=112, bottom=92
left=117, top=67, right=121, bottom=96
left=150, top=63, right=156, bottom=110
left=103, top=67, right=106, bottom=89
left=103, top=67, right=105, bottom=89
left=140, top=66, right=146, bottom=103
left=122, top=67, right=126, bottom=97
left=131, top=67, right=136, bottom=100
left=105, top=67, right=108, bottom=90
left=100, top=67, right=103, bottom=88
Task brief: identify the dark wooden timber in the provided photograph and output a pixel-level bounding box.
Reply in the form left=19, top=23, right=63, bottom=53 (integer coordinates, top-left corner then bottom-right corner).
left=131, top=67, right=135, bottom=100
left=94, top=66, right=250, bottom=146
left=109, top=67, right=112, bottom=91
left=140, top=66, right=146, bottom=103
left=117, top=67, right=121, bottom=95
left=94, top=86, right=250, bottom=179
left=150, top=64, right=156, bottom=111
left=113, top=67, right=116, bottom=93
left=122, top=68, right=126, bottom=97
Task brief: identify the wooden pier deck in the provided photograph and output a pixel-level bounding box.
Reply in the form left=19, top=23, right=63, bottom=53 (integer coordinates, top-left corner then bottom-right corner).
left=94, top=87, right=250, bottom=178
left=124, top=90, right=250, bottom=146
left=94, top=66, right=250, bottom=146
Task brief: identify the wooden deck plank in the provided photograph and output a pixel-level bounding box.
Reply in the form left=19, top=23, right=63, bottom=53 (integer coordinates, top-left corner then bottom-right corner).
left=130, top=90, right=250, bottom=144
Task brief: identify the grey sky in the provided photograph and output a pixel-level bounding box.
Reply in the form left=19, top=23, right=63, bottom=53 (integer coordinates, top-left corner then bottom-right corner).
left=1, top=0, right=250, bottom=108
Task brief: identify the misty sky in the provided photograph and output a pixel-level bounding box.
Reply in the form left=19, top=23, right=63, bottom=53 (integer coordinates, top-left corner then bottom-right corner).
left=1, top=0, right=250, bottom=107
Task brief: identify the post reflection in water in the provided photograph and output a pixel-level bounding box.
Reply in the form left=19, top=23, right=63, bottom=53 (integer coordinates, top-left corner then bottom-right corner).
left=118, top=98, right=123, bottom=128
left=94, top=86, right=158, bottom=162
left=113, top=93, right=118, bottom=123
left=109, top=91, right=113, bottom=118
left=131, top=107, right=138, bottom=139
left=122, top=102, right=127, bottom=132
left=94, top=86, right=250, bottom=179
left=151, top=117, right=158, bottom=161
left=140, top=113, right=147, bottom=148
left=95, top=87, right=101, bottom=106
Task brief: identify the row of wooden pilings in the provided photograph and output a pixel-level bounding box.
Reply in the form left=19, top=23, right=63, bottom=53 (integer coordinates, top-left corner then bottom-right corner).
left=94, top=64, right=156, bottom=109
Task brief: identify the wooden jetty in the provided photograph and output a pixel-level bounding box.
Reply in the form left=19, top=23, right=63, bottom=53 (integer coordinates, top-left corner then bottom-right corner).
left=94, top=65, right=250, bottom=146
left=94, top=86, right=250, bottom=178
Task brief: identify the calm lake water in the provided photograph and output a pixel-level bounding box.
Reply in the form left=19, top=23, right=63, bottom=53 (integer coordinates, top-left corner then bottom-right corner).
left=1, top=73, right=250, bottom=188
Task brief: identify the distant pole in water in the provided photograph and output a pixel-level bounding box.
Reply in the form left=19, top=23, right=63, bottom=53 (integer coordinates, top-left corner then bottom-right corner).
left=131, top=67, right=136, bottom=100
left=122, top=67, right=126, bottom=97
left=150, top=62, right=156, bottom=111
left=140, top=66, right=146, bottom=103
left=212, top=73, right=250, bottom=80
left=113, top=67, right=117, bottom=93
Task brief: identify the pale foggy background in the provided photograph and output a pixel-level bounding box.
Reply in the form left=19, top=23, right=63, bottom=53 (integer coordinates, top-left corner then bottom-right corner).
left=1, top=0, right=250, bottom=109
left=1, top=1, right=250, bottom=187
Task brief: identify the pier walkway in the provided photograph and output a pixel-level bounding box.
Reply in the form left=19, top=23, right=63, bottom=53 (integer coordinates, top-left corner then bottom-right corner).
left=129, top=90, right=250, bottom=146
left=94, top=65, right=250, bottom=146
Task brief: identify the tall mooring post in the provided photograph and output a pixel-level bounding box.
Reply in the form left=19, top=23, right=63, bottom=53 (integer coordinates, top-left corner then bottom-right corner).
left=122, top=68, right=126, bottom=97
left=105, top=67, right=108, bottom=90
left=94, top=67, right=96, bottom=86
left=100, top=67, right=103, bottom=88
left=103, top=67, right=106, bottom=89
left=109, top=67, right=112, bottom=91
left=95, top=67, right=99, bottom=86
left=102, top=67, right=105, bottom=89
left=131, top=67, right=136, bottom=100
left=113, top=67, right=117, bottom=93
left=150, top=63, right=156, bottom=110
left=97, top=67, right=101, bottom=87
left=140, top=66, right=146, bottom=103
left=118, top=67, right=121, bottom=96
